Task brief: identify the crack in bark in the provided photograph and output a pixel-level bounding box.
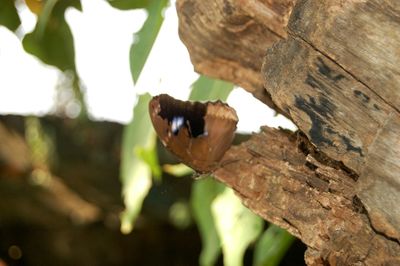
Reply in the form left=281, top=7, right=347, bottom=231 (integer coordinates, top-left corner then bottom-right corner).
left=296, top=131, right=359, bottom=181
left=364, top=210, right=400, bottom=245
left=282, top=216, right=301, bottom=237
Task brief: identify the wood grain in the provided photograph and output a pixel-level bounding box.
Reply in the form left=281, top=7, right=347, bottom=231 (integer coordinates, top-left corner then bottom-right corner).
left=263, top=38, right=393, bottom=172
left=176, top=0, right=295, bottom=110
left=289, top=0, right=400, bottom=111
left=216, top=128, right=400, bottom=265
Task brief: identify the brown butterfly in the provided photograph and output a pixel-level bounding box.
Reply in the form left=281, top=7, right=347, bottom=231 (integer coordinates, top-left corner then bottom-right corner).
left=149, top=94, right=238, bottom=173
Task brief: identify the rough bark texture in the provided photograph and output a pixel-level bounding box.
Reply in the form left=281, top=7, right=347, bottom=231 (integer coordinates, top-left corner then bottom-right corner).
left=177, top=0, right=400, bottom=264
left=177, top=0, right=295, bottom=111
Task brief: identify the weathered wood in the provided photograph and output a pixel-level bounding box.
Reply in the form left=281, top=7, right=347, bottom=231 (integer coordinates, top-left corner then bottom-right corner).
left=358, top=113, right=400, bottom=240
left=263, top=0, right=400, bottom=243
left=177, top=0, right=400, bottom=264
left=289, top=0, right=400, bottom=111
left=216, top=127, right=400, bottom=265
left=262, top=36, right=400, bottom=240
left=284, top=0, right=400, bottom=243
left=176, top=0, right=295, bottom=111
left=264, top=38, right=391, bottom=172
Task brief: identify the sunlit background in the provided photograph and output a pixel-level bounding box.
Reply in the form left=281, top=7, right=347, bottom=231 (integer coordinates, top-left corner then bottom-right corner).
left=0, top=0, right=296, bottom=131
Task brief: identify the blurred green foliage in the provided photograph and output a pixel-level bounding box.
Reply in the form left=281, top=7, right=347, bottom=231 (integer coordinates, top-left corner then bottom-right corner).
left=191, top=177, right=225, bottom=266
left=106, top=0, right=148, bottom=10
left=23, top=0, right=81, bottom=72
left=190, top=75, right=235, bottom=101
left=129, top=0, right=169, bottom=84
left=213, top=189, right=264, bottom=266
left=0, top=0, right=20, bottom=31
left=0, top=1, right=295, bottom=265
left=120, top=93, right=157, bottom=234
left=254, top=225, right=296, bottom=266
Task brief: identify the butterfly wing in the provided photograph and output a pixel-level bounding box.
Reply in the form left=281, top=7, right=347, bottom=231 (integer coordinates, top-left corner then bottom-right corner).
left=188, top=102, right=238, bottom=172
left=149, top=94, right=238, bottom=173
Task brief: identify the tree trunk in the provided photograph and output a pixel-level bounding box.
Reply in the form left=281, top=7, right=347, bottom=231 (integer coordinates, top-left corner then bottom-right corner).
left=176, top=0, right=400, bottom=264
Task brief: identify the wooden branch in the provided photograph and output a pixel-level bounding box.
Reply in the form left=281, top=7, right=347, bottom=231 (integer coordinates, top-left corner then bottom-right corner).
left=289, top=0, right=400, bottom=112
left=284, top=0, right=400, bottom=244
left=216, top=127, right=400, bottom=265
left=262, top=36, right=400, bottom=241
left=176, top=0, right=295, bottom=111
left=263, top=0, right=400, bottom=242
left=177, top=0, right=400, bottom=264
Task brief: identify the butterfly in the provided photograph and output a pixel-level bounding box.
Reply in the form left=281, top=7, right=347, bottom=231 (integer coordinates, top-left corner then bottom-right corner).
left=149, top=94, right=238, bottom=173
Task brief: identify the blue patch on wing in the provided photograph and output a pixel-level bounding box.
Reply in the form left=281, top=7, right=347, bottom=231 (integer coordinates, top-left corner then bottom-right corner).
left=171, top=116, right=185, bottom=135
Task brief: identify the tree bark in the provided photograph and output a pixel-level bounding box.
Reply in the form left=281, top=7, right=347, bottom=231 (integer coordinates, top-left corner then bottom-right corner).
left=177, top=0, right=400, bottom=264
left=177, top=0, right=295, bottom=112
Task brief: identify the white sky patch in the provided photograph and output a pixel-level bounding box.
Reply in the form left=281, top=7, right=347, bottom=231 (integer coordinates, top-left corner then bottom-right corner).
left=228, top=89, right=297, bottom=132
left=66, top=0, right=145, bottom=123
left=0, top=27, right=59, bottom=115
left=133, top=0, right=198, bottom=100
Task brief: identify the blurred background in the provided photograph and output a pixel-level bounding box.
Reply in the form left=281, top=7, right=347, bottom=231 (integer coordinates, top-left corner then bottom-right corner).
left=0, top=0, right=304, bottom=265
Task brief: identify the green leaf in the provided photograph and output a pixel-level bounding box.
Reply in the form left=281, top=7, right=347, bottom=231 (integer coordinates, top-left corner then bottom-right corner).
left=120, top=93, right=158, bottom=233
left=22, top=1, right=79, bottom=71
left=135, top=144, right=161, bottom=181
left=130, top=0, right=168, bottom=84
left=106, top=0, right=148, bottom=10
left=212, top=189, right=263, bottom=266
left=253, top=225, right=295, bottom=266
left=189, top=75, right=234, bottom=101
left=0, top=0, right=21, bottom=31
left=191, top=178, right=225, bottom=266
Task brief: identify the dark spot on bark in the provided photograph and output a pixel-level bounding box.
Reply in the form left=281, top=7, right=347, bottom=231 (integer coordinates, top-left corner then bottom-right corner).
left=287, top=1, right=303, bottom=29
left=340, top=163, right=359, bottom=181
left=283, top=106, right=290, bottom=116
left=326, top=126, right=335, bottom=135
left=305, top=73, right=325, bottom=90
left=304, top=96, right=334, bottom=118
left=297, top=134, right=311, bottom=155
left=340, top=135, right=363, bottom=157
left=295, top=94, right=363, bottom=161
left=294, top=95, right=335, bottom=147
left=297, top=130, right=359, bottom=181
left=353, top=90, right=370, bottom=103
left=223, top=0, right=234, bottom=15
left=352, top=195, right=367, bottom=214
left=307, top=176, right=329, bottom=192
left=316, top=57, right=345, bottom=82
left=305, top=161, right=318, bottom=170
left=373, top=103, right=380, bottom=111
left=326, top=127, right=363, bottom=156
left=181, top=1, right=196, bottom=20
left=328, top=187, right=336, bottom=193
